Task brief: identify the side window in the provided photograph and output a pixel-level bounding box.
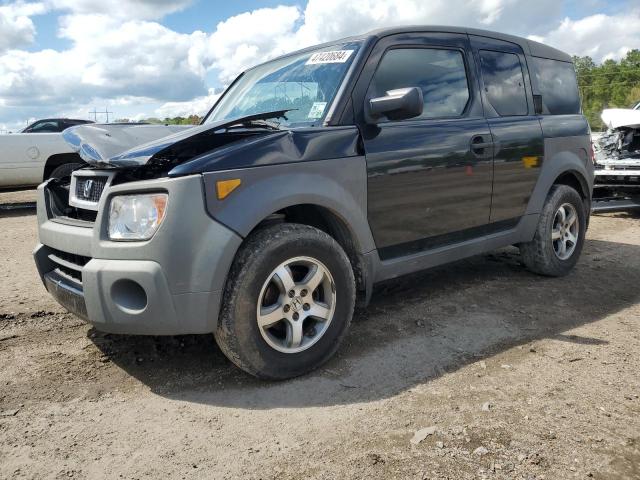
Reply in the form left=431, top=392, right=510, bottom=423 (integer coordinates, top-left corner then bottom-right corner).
left=532, top=57, right=581, bottom=115
left=369, top=48, right=470, bottom=120
left=29, top=120, right=61, bottom=133
left=479, top=50, right=528, bottom=116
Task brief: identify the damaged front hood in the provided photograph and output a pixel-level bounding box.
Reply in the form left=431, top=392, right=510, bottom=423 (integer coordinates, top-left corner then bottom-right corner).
left=63, top=123, right=196, bottom=167
left=63, top=110, right=291, bottom=168
left=601, top=108, right=640, bottom=130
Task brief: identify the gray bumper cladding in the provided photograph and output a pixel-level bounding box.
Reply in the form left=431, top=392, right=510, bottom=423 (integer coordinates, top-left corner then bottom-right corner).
left=44, top=271, right=88, bottom=320
left=34, top=174, right=243, bottom=335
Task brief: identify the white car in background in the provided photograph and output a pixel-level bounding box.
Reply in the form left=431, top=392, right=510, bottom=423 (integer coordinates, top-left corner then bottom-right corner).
left=0, top=118, right=93, bottom=189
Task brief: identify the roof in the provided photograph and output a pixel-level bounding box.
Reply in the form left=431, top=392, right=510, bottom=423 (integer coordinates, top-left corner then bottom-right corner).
left=31, top=118, right=94, bottom=123
left=362, top=26, right=572, bottom=62
left=264, top=25, right=572, bottom=65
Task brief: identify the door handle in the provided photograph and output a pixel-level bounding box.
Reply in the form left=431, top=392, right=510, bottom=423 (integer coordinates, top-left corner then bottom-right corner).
left=470, top=135, right=494, bottom=157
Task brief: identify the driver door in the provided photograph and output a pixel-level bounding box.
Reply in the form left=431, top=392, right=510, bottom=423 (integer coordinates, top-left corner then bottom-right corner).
left=354, top=32, right=493, bottom=259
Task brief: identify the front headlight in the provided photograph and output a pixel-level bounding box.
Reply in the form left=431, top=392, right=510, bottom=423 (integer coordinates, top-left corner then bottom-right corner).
left=108, top=193, right=168, bottom=241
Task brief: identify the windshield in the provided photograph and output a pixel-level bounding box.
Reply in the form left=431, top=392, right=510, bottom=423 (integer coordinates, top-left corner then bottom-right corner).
left=204, top=42, right=361, bottom=127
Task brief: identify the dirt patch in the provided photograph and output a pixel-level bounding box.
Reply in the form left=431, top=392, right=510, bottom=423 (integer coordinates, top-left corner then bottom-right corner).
left=1, top=189, right=639, bottom=479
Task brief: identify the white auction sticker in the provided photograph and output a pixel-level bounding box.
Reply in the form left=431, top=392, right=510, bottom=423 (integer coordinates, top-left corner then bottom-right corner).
left=306, top=50, right=354, bottom=65
left=308, top=102, right=327, bottom=119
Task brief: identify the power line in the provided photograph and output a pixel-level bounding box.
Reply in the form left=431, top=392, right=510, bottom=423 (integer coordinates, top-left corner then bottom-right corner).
left=88, top=107, right=114, bottom=122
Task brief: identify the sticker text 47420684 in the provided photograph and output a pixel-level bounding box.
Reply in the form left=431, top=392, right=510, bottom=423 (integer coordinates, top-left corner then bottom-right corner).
left=306, top=50, right=354, bottom=65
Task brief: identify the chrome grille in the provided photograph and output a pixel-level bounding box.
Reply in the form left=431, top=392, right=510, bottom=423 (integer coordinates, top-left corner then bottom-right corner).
left=75, top=176, right=107, bottom=203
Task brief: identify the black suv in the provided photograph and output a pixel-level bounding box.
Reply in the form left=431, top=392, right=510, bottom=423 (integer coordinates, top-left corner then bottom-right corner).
left=35, top=26, right=593, bottom=379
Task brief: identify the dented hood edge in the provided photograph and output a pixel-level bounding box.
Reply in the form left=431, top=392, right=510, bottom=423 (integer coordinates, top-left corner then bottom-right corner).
left=63, top=123, right=197, bottom=167
left=63, top=110, right=291, bottom=168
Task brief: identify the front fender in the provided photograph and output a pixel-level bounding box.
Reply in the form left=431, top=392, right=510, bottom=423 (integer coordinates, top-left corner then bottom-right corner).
left=202, top=156, right=376, bottom=255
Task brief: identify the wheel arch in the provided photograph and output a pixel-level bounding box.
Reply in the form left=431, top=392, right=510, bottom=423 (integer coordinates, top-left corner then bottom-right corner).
left=552, top=169, right=592, bottom=226
left=553, top=170, right=590, bottom=202
left=201, top=160, right=377, bottom=303
left=249, top=203, right=370, bottom=300
left=43, top=152, right=84, bottom=181
left=525, top=150, right=593, bottom=217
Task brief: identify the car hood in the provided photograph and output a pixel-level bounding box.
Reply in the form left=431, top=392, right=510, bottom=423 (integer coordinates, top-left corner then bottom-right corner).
left=63, top=112, right=292, bottom=168
left=63, top=123, right=199, bottom=167
left=601, top=108, right=640, bottom=130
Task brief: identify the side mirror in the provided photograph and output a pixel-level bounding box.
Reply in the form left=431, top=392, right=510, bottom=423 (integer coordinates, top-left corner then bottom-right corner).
left=367, top=87, right=424, bottom=123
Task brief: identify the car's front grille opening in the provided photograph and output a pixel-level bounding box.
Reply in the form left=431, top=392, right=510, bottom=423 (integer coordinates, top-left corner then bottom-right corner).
left=45, top=179, right=98, bottom=225
left=55, top=265, right=82, bottom=284
left=596, top=175, right=640, bottom=185
left=47, top=247, right=91, bottom=285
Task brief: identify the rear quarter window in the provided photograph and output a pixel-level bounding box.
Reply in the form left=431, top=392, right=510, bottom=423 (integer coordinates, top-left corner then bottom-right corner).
left=479, top=50, right=528, bottom=116
left=532, top=57, right=581, bottom=115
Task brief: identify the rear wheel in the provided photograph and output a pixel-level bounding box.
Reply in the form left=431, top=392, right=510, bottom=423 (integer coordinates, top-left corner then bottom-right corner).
left=215, top=223, right=355, bottom=379
left=519, top=185, right=587, bottom=276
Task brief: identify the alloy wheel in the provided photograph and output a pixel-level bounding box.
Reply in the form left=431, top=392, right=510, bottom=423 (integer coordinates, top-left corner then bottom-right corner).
left=552, top=203, right=579, bottom=260
left=256, top=256, right=336, bottom=354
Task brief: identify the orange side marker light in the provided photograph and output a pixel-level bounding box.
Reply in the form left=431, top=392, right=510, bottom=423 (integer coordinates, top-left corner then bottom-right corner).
left=216, top=179, right=242, bottom=200
left=522, top=156, right=540, bottom=168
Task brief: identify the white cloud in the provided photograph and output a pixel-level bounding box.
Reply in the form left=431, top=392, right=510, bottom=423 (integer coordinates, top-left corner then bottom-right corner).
left=0, top=15, right=208, bottom=107
left=200, top=6, right=303, bottom=83
left=0, top=2, right=46, bottom=52
left=194, top=0, right=565, bottom=85
left=534, top=11, right=640, bottom=62
left=295, top=0, right=562, bottom=45
left=47, top=0, right=193, bottom=20
left=155, top=88, right=221, bottom=119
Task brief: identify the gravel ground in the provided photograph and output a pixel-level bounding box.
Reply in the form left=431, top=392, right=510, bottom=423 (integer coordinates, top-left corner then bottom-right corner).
left=0, top=189, right=639, bottom=480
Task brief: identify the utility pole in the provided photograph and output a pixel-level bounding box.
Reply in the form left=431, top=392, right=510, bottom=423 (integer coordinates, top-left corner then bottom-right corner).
left=88, top=107, right=114, bottom=123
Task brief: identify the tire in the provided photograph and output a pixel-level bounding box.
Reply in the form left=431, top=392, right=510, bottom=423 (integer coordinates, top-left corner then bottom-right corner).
left=519, top=185, right=587, bottom=276
left=215, top=223, right=356, bottom=380
left=48, top=162, right=83, bottom=180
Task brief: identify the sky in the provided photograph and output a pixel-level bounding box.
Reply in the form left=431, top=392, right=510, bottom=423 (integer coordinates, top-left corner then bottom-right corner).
left=0, top=0, right=638, bottom=131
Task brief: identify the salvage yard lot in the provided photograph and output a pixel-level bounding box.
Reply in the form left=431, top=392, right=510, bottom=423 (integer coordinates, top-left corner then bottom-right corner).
left=0, top=189, right=639, bottom=480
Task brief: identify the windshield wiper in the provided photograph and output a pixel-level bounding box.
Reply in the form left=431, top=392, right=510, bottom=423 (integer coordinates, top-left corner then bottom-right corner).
left=213, top=109, right=297, bottom=132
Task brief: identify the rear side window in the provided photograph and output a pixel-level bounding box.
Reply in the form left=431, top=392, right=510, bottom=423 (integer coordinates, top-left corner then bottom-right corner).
left=532, top=57, right=581, bottom=115
left=479, top=50, right=528, bottom=116
left=369, top=48, right=470, bottom=120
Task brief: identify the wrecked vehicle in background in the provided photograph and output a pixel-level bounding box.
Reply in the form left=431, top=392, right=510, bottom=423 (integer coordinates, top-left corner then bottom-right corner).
left=593, top=102, right=640, bottom=204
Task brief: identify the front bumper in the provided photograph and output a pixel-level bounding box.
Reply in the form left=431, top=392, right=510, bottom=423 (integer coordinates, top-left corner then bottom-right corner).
left=594, top=168, right=640, bottom=198
left=34, top=174, right=242, bottom=335
left=594, top=157, right=640, bottom=191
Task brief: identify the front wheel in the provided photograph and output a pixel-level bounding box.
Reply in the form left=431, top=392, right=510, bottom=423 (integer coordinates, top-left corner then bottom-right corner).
left=519, top=185, right=587, bottom=276
left=215, top=223, right=355, bottom=379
